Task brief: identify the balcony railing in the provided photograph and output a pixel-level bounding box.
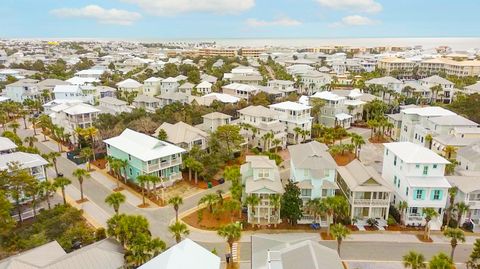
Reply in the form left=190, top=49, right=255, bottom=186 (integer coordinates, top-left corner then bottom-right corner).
left=146, top=159, right=181, bottom=172
left=353, top=199, right=390, bottom=206
left=468, top=200, right=480, bottom=207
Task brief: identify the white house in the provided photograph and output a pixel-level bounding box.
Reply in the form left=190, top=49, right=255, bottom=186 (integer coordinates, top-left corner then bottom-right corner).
left=382, top=142, right=450, bottom=230
left=50, top=103, right=100, bottom=142
left=161, top=77, right=179, bottom=94
left=456, top=142, right=480, bottom=174
left=154, top=121, right=208, bottom=151
left=269, top=101, right=312, bottom=144
left=310, top=91, right=353, bottom=128
left=5, top=79, right=40, bottom=103
left=241, top=156, right=284, bottom=225
left=420, top=75, right=455, bottom=104
left=98, top=96, right=132, bottom=114
left=365, top=76, right=403, bottom=94
left=447, top=176, right=480, bottom=229
left=399, top=106, right=456, bottom=143
left=74, top=69, right=105, bottom=79
left=299, top=70, right=332, bottom=95
left=196, top=81, right=213, bottom=95
left=116, top=78, right=143, bottom=93
left=222, top=83, right=259, bottom=99
left=53, top=85, right=95, bottom=105
left=197, top=112, right=232, bottom=133
left=132, top=95, right=161, bottom=112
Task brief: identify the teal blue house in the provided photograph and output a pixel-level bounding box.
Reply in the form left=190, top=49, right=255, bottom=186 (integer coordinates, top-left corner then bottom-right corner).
left=288, top=141, right=338, bottom=224
left=104, top=128, right=186, bottom=185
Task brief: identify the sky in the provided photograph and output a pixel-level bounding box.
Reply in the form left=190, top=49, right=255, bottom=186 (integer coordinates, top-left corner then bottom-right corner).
left=1, top=0, right=479, bottom=40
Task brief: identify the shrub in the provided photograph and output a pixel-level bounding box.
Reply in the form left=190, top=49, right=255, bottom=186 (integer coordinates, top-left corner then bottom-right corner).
left=387, top=215, right=397, bottom=226
left=389, top=205, right=401, bottom=223
left=95, top=228, right=106, bottom=241
left=367, top=218, right=378, bottom=227
left=463, top=221, right=474, bottom=232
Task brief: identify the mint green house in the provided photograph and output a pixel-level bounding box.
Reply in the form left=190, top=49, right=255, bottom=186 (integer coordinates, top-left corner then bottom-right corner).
left=104, top=128, right=186, bottom=186
left=288, top=141, right=338, bottom=224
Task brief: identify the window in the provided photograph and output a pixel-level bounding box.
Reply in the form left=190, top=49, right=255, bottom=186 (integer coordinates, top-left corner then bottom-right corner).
left=301, top=189, right=312, bottom=197
left=386, top=149, right=389, bottom=156
left=394, top=176, right=397, bottom=185
left=416, top=164, right=419, bottom=168
left=432, top=190, right=441, bottom=200
left=322, top=189, right=328, bottom=197
left=423, top=166, right=428, bottom=175
left=128, top=155, right=131, bottom=161
left=258, top=169, right=270, bottom=178
left=394, top=156, right=397, bottom=166
left=304, top=169, right=310, bottom=178
left=406, top=187, right=409, bottom=196
left=433, top=164, right=438, bottom=169
left=397, top=179, right=400, bottom=188
left=415, top=189, right=424, bottom=200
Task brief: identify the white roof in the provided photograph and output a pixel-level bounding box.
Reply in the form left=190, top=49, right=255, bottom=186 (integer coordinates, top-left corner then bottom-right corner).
left=401, top=106, right=456, bottom=117
left=0, top=137, right=17, bottom=152
left=62, top=103, right=100, bottom=115
left=66, top=76, right=98, bottom=85
left=311, top=91, right=345, bottom=101
left=196, top=81, right=212, bottom=88
left=104, top=129, right=186, bottom=162
left=144, top=77, right=162, bottom=82
left=269, top=101, right=311, bottom=111
left=223, top=83, right=258, bottom=92
left=384, top=142, right=450, bottom=164
left=365, top=76, right=402, bottom=85
left=138, top=239, right=220, bottom=269
left=75, top=69, right=105, bottom=75
left=162, top=77, right=178, bottom=83
left=202, top=93, right=239, bottom=103
left=335, top=113, right=353, bottom=120
left=53, top=85, right=80, bottom=93
left=0, top=152, right=48, bottom=170
left=421, top=75, right=454, bottom=85
left=116, top=78, right=142, bottom=88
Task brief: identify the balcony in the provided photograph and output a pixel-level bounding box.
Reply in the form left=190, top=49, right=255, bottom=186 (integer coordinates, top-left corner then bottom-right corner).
left=353, top=198, right=390, bottom=207
left=468, top=200, right=480, bottom=208
left=145, top=159, right=181, bottom=173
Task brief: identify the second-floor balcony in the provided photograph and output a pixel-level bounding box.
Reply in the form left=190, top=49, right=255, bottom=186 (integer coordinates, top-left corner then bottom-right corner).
left=352, top=198, right=390, bottom=207
left=145, top=158, right=182, bottom=173
left=468, top=200, right=480, bottom=208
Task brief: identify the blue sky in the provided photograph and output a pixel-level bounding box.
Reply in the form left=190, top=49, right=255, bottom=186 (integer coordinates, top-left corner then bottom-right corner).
left=1, top=0, right=478, bottom=39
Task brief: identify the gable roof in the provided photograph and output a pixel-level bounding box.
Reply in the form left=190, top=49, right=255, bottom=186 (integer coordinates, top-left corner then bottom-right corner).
left=196, top=81, right=212, bottom=88
left=0, top=152, right=48, bottom=170
left=0, top=137, right=18, bottom=152
left=288, top=141, right=336, bottom=176
left=202, top=112, right=232, bottom=120
left=269, top=101, right=311, bottom=111
left=336, top=159, right=391, bottom=192
left=53, top=85, right=80, bottom=93
left=116, top=78, right=142, bottom=88
left=421, top=75, right=454, bottom=85
left=238, top=105, right=279, bottom=118
left=280, top=240, right=343, bottom=269
left=104, top=129, right=186, bottom=161
left=447, top=176, right=480, bottom=194
left=138, top=239, right=220, bottom=269
left=155, top=122, right=208, bottom=145
left=62, top=103, right=100, bottom=115
left=428, top=115, right=478, bottom=126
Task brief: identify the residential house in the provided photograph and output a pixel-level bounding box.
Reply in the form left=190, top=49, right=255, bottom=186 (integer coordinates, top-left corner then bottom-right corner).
left=251, top=234, right=343, bottom=269
left=161, top=77, right=179, bottom=94
left=197, top=112, right=232, bottom=133
left=0, top=151, right=48, bottom=182
left=53, top=85, right=95, bottom=105
left=336, top=159, right=392, bottom=224
left=447, top=176, right=480, bottom=229
left=269, top=101, right=312, bottom=144
left=143, top=77, right=162, bottom=97
left=456, top=143, right=480, bottom=174
left=288, top=141, right=338, bottom=224
left=309, top=91, right=352, bottom=128
left=222, top=83, right=259, bottom=99
left=132, top=95, right=161, bottom=112
left=74, top=69, right=105, bottom=79
left=189, top=92, right=239, bottom=106
left=365, top=76, right=403, bottom=94
left=0, top=137, right=17, bottom=154
left=154, top=121, right=208, bottom=151
left=138, top=239, right=220, bottom=269
left=419, top=75, right=455, bottom=104
left=299, top=70, right=332, bottom=95
left=5, top=79, right=40, bottom=103
left=267, top=80, right=296, bottom=96
left=98, top=96, right=132, bottom=114
left=464, top=81, right=480, bottom=95
left=196, top=81, right=213, bottom=95
left=241, top=156, right=284, bottom=225
left=157, top=92, right=189, bottom=107
left=382, top=142, right=450, bottom=230
left=178, top=82, right=194, bottom=95
left=0, top=239, right=123, bottom=269
left=116, top=78, right=143, bottom=93
left=104, top=129, right=186, bottom=186
left=50, top=103, right=100, bottom=142
left=238, top=105, right=287, bottom=151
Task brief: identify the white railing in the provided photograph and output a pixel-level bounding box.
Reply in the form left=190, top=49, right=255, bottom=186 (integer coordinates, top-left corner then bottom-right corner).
left=353, top=199, right=390, bottom=206
left=468, top=200, right=480, bottom=207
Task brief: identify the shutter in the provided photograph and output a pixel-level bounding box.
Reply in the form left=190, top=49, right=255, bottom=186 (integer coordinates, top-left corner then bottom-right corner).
left=430, top=190, right=435, bottom=200
left=421, top=189, right=426, bottom=200
left=413, top=188, right=417, bottom=200
left=438, top=190, right=443, bottom=200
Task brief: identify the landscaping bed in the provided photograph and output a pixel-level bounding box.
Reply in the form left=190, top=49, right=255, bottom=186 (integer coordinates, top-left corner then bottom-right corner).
left=368, top=136, right=391, bottom=143
left=385, top=224, right=424, bottom=232
left=416, top=234, right=433, bottom=243
left=333, top=152, right=356, bottom=166
left=182, top=204, right=244, bottom=230
left=90, top=158, right=107, bottom=169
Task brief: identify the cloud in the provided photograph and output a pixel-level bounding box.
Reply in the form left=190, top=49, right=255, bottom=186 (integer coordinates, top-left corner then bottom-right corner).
left=122, top=0, right=255, bottom=16
left=245, top=17, right=302, bottom=27
left=330, top=15, right=379, bottom=27
left=51, top=5, right=142, bottom=25
left=316, top=0, right=382, bottom=13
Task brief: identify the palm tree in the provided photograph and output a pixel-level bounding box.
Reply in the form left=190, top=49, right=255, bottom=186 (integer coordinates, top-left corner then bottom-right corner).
left=293, top=127, right=302, bottom=144
left=198, top=193, right=219, bottom=213
left=246, top=194, right=261, bottom=217
left=224, top=199, right=241, bottom=221
left=72, top=168, right=90, bottom=202
left=183, top=157, right=195, bottom=181
left=402, top=251, right=426, bottom=269
left=8, top=121, right=20, bottom=134
left=428, top=253, right=453, bottom=269
left=79, top=147, right=93, bottom=171
left=272, top=138, right=282, bottom=153
left=168, top=195, right=183, bottom=222
left=46, top=151, right=61, bottom=176
left=217, top=223, right=242, bottom=260
left=40, top=180, right=57, bottom=210
left=168, top=221, right=190, bottom=243
left=261, top=132, right=274, bottom=152
left=423, top=207, right=439, bottom=240
left=446, top=186, right=458, bottom=228
left=105, top=192, right=126, bottom=214
left=444, top=145, right=456, bottom=159
left=425, top=134, right=433, bottom=149
left=37, top=114, right=52, bottom=141
left=455, top=202, right=470, bottom=228
left=82, top=127, right=99, bottom=161
left=54, top=176, right=72, bottom=205
left=190, top=159, right=203, bottom=185
left=398, top=201, right=409, bottom=226
left=443, top=227, right=466, bottom=261
left=350, top=133, right=365, bottom=158
left=108, top=157, right=122, bottom=190
left=269, top=194, right=281, bottom=215
left=29, top=117, right=38, bottom=136
left=24, top=136, right=38, bottom=147
left=136, top=175, right=150, bottom=206
left=216, top=189, right=224, bottom=205
left=330, top=223, right=350, bottom=256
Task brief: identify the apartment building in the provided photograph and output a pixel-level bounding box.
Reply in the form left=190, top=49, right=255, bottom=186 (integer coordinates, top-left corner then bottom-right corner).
left=239, top=48, right=266, bottom=58
left=377, top=57, right=415, bottom=77
left=199, top=47, right=237, bottom=57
